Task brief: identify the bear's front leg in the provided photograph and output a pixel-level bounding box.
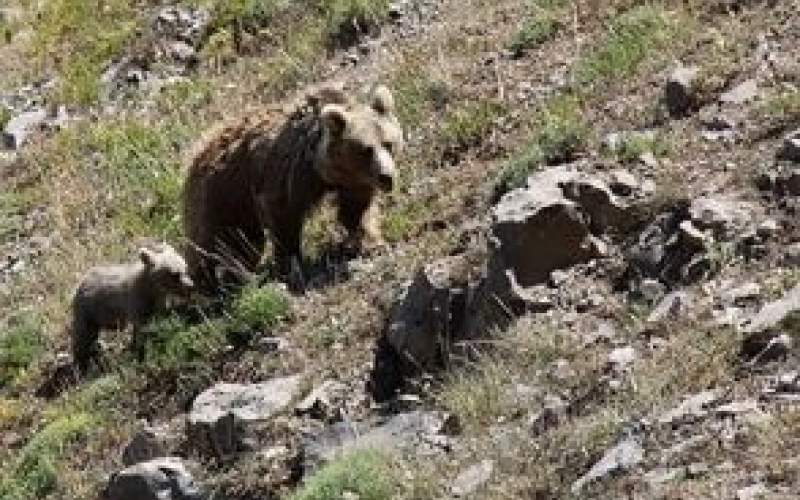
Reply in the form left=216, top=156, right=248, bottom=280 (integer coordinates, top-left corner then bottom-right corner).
left=338, top=190, right=383, bottom=255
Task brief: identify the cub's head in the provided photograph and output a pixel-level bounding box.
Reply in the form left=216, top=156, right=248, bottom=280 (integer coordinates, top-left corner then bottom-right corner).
left=317, top=85, right=404, bottom=192
left=140, top=244, right=194, bottom=295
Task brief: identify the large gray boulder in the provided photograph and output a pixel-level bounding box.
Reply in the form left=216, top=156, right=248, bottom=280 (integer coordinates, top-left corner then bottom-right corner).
left=104, top=457, right=204, bottom=500
left=187, top=375, right=302, bottom=458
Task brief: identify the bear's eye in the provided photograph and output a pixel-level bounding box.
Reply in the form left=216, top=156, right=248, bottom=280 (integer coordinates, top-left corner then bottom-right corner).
left=382, top=142, right=394, bottom=154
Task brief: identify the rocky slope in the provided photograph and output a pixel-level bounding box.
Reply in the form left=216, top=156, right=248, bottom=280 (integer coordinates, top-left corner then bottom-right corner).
left=1, top=0, right=799, bottom=499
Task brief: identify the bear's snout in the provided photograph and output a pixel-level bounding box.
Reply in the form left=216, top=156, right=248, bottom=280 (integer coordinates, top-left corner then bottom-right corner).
left=180, top=275, right=195, bottom=292
left=373, top=149, right=396, bottom=191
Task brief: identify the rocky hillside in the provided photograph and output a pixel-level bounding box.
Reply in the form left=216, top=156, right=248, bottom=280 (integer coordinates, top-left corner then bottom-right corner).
left=1, top=0, right=799, bottom=498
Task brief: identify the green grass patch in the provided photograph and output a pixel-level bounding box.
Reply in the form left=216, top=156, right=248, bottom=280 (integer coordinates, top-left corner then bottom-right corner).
left=391, top=61, right=449, bottom=128
left=142, top=284, right=289, bottom=369
left=441, top=99, right=506, bottom=150
left=574, top=6, right=678, bottom=85
left=0, top=312, right=44, bottom=389
left=32, top=0, right=140, bottom=106
left=141, top=314, right=227, bottom=370
left=509, top=13, right=561, bottom=57
left=603, top=131, right=670, bottom=164
left=290, top=449, right=393, bottom=500
left=494, top=95, right=587, bottom=198
left=761, top=89, right=800, bottom=123
left=0, top=412, right=96, bottom=500
left=0, top=188, right=37, bottom=242
left=38, top=118, right=196, bottom=241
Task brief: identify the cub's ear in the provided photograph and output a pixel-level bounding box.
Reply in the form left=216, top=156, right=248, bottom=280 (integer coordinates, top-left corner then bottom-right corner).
left=321, top=104, right=348, bottom=137
left=371, top=85, right=394, bottom=114
left=139, top=248, right=156, bottom=268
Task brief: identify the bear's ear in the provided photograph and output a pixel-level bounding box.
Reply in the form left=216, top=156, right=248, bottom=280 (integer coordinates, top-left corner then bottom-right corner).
left=321, top=104, right=348, bottom=137
left=371, top=85, right=394, bottom=115
left=139, top=248, right=156, bottom=268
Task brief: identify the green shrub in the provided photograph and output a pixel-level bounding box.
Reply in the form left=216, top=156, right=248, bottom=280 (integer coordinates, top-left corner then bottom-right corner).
left=140, top=314, right=227, bottom=369
left=441, top=99, right=506, bottom=150
left=0, top=413, right=95, bottom=500
left=605, top=132, right=670, bottom=164
left=0, top=312, right=44, bottom=388
left=290, top=449, right=393, bottom=500
left=509, top=14, right=560, bottom=56
left=229, top=283, right=290, bottom=331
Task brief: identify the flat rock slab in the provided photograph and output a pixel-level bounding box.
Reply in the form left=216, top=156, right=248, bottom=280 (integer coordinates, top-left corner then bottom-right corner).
left=741, top=285, right=800, bottom=334
left=188, top=375, right=302, bottom=458
left=302, top=410, right=456, bottom=473
left=451, top=460, right=494, bottom=497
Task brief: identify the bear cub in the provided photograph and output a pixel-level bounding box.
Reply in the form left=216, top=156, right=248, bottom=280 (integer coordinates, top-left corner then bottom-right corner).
left=71, top=243, right=194, bottom=372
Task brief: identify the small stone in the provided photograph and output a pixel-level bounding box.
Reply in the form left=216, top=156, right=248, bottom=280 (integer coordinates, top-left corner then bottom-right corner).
left=719, top=79, right=759, bottom=105
left=639, top=278, right=666, bottom=303
left=756, top=219, right=780, bottom=239
left=648, top=290, right=691, bottom=323
left=659, top=391, right=719, bottom=426
left=2, top=108, right=48, bottom=149
left=783, top=243, right=800, bottom=267
left=295, top=380, right=346, bottom=422
left=720, top=282, right=762, bottom=307
left=736, top=483, right=768, bottom=500
left=529, top=394, right=568, bottom=436
left=607, top=346, right=636, bottom=372
left=450, top=459, right=494, bottom=497
left=643, top=467, right=683, bottom=486
left=714, top=400, right=758, bottom=417
left=572, top=436, right=644, bottom=492
left=686, top=462, right=709, bottom=478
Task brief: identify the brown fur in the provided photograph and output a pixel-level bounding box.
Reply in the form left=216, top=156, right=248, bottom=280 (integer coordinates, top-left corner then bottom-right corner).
left=183, top=84, right=403, bottom=291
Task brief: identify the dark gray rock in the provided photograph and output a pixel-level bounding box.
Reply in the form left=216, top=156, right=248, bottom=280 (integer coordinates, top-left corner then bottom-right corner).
left=187, top=376, right=302, bottom=458
left=666, top=66, right=700, bottom=116
left=104, top=457, right=204, bottom=500
left=153, top=6, right=210, bottom=47
left=741, top=332, right=792, bottom=364
left=572, top=436, right=644, bottom=492
left=529, top=394, right=569, bottom=436
left=387, top=255, right=471, bottom=370
left=122, top=422, right=181, bottom=466
left=778, top=130, right=800, bottom=162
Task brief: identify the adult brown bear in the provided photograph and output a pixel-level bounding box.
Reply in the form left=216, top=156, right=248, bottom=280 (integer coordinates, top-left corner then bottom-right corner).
left=183, top=85, right=403, bottom=291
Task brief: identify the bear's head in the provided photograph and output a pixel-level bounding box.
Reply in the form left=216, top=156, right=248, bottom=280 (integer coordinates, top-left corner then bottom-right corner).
left=317, top=85, right=404, bottom=192
left=139, top=244, right=195, bottom=295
